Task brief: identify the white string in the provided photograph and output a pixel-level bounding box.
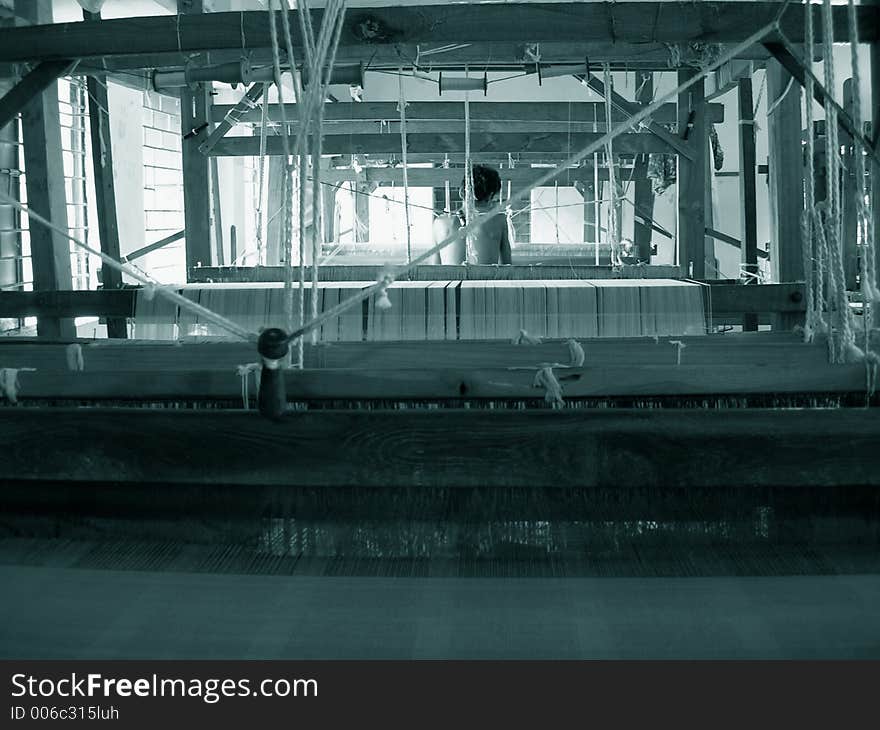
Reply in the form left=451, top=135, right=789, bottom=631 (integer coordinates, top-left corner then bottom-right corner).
left=255, top=83, right=269, bottom=266
left=602, top=63, right=620, bottom=266
left=463, top=68, right=475, bottom=263
left=398, top=68, right=413, bottom=265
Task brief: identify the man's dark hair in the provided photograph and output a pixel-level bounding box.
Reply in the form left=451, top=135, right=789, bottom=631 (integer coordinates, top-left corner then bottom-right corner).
left=464, top=164, right=502, bottom=203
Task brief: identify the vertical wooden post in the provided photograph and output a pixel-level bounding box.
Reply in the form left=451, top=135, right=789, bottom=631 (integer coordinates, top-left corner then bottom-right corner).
left=738, top=76, right=759, bottom=331
left=209, top=156, right=224, bottom=266
left=179, top=0, right=212, bottom=277
left=82, top=10, right=126, bottom=338
left=17, top=0, right=75, bottom=338
left=633, top=71, right=655, bottom=263
left=766, top=59, right=805, bottom=287
left=677, top=69, right=707, bottom=279
left=871, top=12, right=880, bottom=289
left=0, top=77, right=22, bottom=332
left=576, top=181, right=597, bottom=245
left=841, top=79, right=859, bottom=290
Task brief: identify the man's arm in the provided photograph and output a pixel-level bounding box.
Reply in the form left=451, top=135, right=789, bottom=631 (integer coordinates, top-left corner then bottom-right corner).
left=500, top=213, right=513, bottom=265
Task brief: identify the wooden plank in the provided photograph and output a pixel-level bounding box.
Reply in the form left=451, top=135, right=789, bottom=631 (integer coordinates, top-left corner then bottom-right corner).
left=1, top=408, right=879, bottom=489
left=188, top=264, right=683, bottom=282
left=874, top=3, right=880, bottom=291
left=210, top=132, right=678, bottom=158
left=710, top=282, right=805, bottom=315
left=766, top=59, right=804, bottom=304
left=4, top=361, right=869, bottom=403
left=0, top=289, right=134, bottom=318
left=179, top=1, right=212, bottom=274
left=121, top=230, right=185, bottom=264
left=632, top=72, right=654, bottom=263
left=211, top=101, right=724, bottom=126
left=738, top=76, right=759, bottom=332
left=199, top=81, right=264, bottom=155
left=18, top=0, right=75, bottom=339
left=0, top=59, right=75, bottom=130
left=84, top=10, right=126, bottom=339
left=0, top=331, right=850, bottom=373
left=323, top=166, right=612, bottom=187
left=0, top=4, right=872, bottom=64
left=677, top=70, right=708, bottom=279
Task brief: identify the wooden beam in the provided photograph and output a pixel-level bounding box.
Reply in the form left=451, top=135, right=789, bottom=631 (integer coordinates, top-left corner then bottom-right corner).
left=0, top=281, right=805, bottom=320
left=179, top=1, right=212, bottom=274
left=210, top=132, right=678, bottom=158
left=199, top=81, right=264, bottom=155
left=763, top=39, right=880, bottom=169
left=677, top=70, right=708, bottom=279
left=121, top=230, right=185, bottom=264
left=632, top=72, right=654, bottom=263
left=17, top=0, right=75, bottom=338
left=842, top=79, right=859, bottom=291
left=874, top=1, right=880, bottom=291
left=766, top=59, right=804, bottom=296
left=0, top=4, right=873, bottom=64
left=322, top=167, right=613, bottom=187
left=738, top=76, right=760, bottom=331
left=211, top=101, right=724, bottom=126
left=2, top=408, right=878, bottom=489
left=576, top=71, right=695, bottom=161
left=0, top=289, right=134, bottom=318
left=84, top=10, right=126, bottom=338
left=0, top=59, right=75, bottom=130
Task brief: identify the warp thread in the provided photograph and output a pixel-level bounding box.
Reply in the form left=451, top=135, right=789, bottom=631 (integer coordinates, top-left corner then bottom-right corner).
left=566, top=339, right=585, bottom=367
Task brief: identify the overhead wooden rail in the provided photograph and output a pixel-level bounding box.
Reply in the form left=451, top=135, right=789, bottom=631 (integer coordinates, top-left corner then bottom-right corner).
left=210, top=101, right=725, bottom=126
left=0, top=60, right=77, bottom=130
left=0, top=3, right=873, bottom=67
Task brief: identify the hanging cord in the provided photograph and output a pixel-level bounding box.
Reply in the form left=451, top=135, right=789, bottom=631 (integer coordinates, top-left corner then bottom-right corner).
left=398, top=67, right=413, bottom=265
left=602, top=63, right=620, bottom=267
left=847, top=0, right=877, bottom=384
left=821, top=0, right=858, bottom=362
left=801, top=1, right=821, bottom=341
left=463, top=68, right=475, bottom=263
left=255, top=83, right=270, bottom=266
left=282, top=19, right=781, bottom=346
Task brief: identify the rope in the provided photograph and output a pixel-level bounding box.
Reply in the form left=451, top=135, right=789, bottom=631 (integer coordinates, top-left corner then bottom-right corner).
left=821, top=0, right=857, bottom=363
left=802, top=1, right=818, bottom=341
left=602, top=63, right=620, bottom=267
left=398, top=68, right=413, bottom=265
left=283, top=18, right=780, bottom=345
left=255, top=83, right=270, bottom=266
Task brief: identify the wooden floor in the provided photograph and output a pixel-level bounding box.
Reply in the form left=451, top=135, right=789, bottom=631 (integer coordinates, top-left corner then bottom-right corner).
left=1, top=566, right=878, bottom=659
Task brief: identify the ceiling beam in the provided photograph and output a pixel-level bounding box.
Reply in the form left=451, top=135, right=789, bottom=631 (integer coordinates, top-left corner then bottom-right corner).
left=321, top=166, right=615, bottom=187
left=0, top=60, right=76, bottom=130
left=211, top=101, right=724, bottom=126
left=0, top=4, right=873, bottom=64
left=210, top=131, right=677, bottom=157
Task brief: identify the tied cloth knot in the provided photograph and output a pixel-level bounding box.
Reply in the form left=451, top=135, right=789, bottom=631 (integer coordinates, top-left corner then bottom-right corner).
left=66, top=343, right=84, bottom=372
left=0, top=367, right=36, bottom=404
left=566, top=339, right=585, bottom=367
left=512, top=329, right=542, bottom=346
left=375, top=271, right=395, bottom=311
left=534, top=366, right=564, bottom=408
left=236, top=363, right=262, bottom=410
left=669, top=340, right=686, bottom=365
